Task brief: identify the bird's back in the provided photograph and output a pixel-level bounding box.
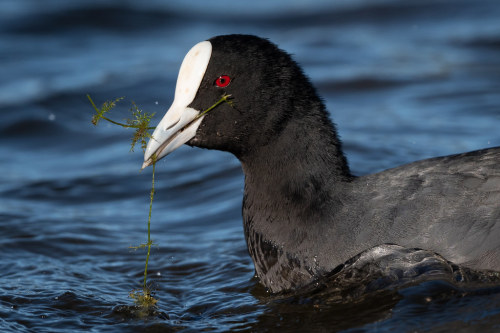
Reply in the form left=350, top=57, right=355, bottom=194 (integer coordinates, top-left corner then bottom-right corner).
left=346, top=147, right=500, bottom=271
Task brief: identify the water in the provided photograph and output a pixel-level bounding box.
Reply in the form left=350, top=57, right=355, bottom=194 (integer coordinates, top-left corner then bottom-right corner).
left=1, top=0, right=500, bottom=331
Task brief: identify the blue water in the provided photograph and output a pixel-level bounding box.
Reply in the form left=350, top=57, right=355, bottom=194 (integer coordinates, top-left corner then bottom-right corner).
left=1, top=0, right=500, bottom=331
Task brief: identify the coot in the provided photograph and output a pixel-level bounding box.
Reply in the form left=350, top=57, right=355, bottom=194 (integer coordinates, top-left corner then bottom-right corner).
left=143, top=35, right=500, bottom=293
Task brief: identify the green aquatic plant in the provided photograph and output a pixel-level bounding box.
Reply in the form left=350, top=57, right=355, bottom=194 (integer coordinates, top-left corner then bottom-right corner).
left=129, top=152, right=158, bottom=308
left=88, top=93, right=233, bottom=311
left=88, top=95, right=155, bottom=152
left=89, top=94, right=159, bottom=309
left=196, top=93, right=233, bottom=119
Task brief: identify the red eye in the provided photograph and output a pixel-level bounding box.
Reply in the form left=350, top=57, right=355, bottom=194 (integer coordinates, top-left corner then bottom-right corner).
left=215, top=75, right=231, bottom=88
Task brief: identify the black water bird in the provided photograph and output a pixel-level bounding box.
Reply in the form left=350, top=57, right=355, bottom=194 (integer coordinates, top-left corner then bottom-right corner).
left=143, top=34, right=500, bottom=293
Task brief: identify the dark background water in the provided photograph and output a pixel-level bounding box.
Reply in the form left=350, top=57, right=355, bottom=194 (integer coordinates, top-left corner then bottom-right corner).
left=1, top=0, right=500, bottom=332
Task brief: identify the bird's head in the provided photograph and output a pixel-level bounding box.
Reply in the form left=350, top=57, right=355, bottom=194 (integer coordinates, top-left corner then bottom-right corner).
left=143, top=34, right=320, bottom=168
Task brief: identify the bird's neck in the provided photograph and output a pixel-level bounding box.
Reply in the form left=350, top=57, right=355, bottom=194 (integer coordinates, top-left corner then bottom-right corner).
left=240, top=120, right=351, bottom=212
left=238, top=110, right=352, bottom=292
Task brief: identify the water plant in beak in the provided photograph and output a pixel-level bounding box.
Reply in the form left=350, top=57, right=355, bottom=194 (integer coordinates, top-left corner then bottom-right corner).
left=142, top=93, right=233, bottom=169
left=88, top=92, right=233, bottom=312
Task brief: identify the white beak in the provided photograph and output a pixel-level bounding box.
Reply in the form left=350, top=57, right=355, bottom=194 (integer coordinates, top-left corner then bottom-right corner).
left=143, top=40, right=212, bottom=168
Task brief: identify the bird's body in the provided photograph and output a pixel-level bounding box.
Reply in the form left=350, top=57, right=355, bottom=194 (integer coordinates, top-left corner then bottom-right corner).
left=143, top=34, right=500, bottom=293
left=243, top=145, right=500, bottom=292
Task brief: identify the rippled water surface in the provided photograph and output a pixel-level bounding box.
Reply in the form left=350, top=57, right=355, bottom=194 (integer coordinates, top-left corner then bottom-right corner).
left=1, top=0, right=500, bottom=332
